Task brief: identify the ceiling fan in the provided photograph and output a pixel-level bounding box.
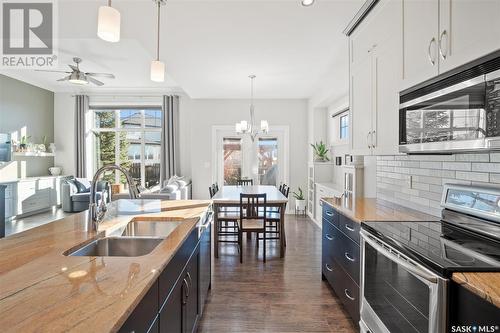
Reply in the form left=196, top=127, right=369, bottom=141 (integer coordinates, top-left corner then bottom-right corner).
left=36, top=57, right=115, bottom=86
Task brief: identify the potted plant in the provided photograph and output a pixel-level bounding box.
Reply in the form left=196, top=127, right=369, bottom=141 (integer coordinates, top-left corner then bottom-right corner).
left=19, top=135, right=31, bottom=151
left=292, top=187, right=307, bottom=213
left=311, top=141, right=330, bottom=162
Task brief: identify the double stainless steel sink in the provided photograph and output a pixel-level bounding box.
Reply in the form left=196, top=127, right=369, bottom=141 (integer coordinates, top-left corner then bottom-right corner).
left=66, top=220, right=183, bottom=257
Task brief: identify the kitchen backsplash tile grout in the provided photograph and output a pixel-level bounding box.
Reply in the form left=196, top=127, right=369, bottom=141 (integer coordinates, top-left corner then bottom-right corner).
left=376, top=152, right=500, bottom=217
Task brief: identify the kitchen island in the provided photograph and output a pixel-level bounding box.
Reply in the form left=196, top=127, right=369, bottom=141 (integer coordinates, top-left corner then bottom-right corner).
left=0, top=199, right=212, bottom=333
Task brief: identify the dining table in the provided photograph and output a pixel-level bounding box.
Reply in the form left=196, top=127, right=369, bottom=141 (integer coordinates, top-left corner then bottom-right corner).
left=211, top=185, right=289, bottom=258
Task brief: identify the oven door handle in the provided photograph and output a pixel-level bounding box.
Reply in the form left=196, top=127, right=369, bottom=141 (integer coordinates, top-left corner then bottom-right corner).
left=361, top=231, right=438, bottom=284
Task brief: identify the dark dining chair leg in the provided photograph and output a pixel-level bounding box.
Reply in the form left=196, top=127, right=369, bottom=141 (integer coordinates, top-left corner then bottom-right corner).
left=280, top=203, right=285, bottom=258
left=214, top=204, right=219, bottom=258
left=239, top=228, right=243, bottom=263
left=263, top=228, right=266, bottom=263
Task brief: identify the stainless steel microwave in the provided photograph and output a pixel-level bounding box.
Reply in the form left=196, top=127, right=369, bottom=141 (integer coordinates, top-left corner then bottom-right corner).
left=399, top=55, right=500, bottom=154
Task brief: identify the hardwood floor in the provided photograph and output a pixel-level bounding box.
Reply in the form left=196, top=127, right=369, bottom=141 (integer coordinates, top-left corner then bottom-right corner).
left=198, top=215, right=357, bottom=333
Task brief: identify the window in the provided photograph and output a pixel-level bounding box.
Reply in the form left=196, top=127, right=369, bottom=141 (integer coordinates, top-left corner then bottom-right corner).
left=91, top=108, right=162, bottom=190
left=340, top=114, right=349, bottom=140
left=257, top=138, right=278, bottom=186
left=223, top=138, right=242, bottom=185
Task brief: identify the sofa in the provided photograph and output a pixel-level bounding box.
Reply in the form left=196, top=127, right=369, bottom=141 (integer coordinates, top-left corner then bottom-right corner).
left=61, top=177, right=111, bottom=213
left=111, top=176, right=192, bottom=201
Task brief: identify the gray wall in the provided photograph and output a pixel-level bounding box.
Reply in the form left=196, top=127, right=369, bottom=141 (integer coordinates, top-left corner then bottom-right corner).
left=0, top=75, right=55, bottom=177
left=376, top=153, right=500, bottom=217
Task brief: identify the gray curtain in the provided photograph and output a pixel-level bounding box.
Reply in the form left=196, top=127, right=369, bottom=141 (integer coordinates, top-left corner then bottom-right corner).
left=160, top=95, right=180, bottom=184
left=75, top=95, right=89, bottom=178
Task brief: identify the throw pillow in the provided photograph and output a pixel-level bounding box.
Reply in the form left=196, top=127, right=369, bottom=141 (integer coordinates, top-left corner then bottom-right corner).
left=74, top=178, right=92, bottom=193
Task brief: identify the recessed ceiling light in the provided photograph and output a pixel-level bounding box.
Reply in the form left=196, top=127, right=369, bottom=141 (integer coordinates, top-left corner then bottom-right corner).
left=301, top=0, right=315, bottom=6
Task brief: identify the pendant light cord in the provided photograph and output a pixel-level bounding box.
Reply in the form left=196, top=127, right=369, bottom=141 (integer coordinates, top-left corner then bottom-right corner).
left=156, top=1, right=161, bottom=61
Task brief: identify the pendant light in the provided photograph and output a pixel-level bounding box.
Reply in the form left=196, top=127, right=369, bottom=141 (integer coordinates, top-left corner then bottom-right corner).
left=301, top=0, right=315, bottom=6
left=97, top=0, right=121, bottom=42
left=235, top=75, right=269, bottom=142
left=151, top=0, right=166, bottom=82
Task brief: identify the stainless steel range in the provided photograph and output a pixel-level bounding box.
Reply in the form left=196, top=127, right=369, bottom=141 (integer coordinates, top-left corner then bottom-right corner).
left=359, top=184, right=500, bottom=333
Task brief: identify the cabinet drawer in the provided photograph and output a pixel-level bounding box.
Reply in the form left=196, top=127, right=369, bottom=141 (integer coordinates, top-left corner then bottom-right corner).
left=339, top=214, right=360, bottom=244
left=322, top=204, right=336, bottom=226
left=119, top=280, right=159, bottom=333
left=333, top=229, right=360, bottom=284
left=332, top=264, right=360, bottom=323
left=159, top=228, right=197, bottom=307
left=321, top=252, right=339, bottom=289
left=322, top=218, right=337, bottom=257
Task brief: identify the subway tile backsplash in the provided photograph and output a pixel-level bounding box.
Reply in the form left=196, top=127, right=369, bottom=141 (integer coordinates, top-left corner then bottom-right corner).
left=376, top=153, right=500, bottom=217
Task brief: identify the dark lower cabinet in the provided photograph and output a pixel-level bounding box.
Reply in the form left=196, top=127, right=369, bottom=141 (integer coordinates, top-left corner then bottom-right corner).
left=159, top=245, right=199, bottom=333
left=321, top=205, right=360, bottom=324
left=449, top=281, right=500, bottom=330
left=119, top=216, right=212, bottom=333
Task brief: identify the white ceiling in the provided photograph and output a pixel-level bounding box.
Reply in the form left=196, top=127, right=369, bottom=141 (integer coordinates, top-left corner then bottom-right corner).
left=0, top=0, right=363, bottom=99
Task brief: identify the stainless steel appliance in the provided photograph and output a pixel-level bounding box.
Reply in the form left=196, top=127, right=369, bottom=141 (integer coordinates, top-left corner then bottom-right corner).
left=399, top=53, right=500, bottom=153
left=360, top=184, right=500, bottom=333
left=198, top=208, right=213, bottom=315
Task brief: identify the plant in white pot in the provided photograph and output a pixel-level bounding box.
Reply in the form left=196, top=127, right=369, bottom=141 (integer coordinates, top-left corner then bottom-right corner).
left=292, top=187, right=307, bottom=213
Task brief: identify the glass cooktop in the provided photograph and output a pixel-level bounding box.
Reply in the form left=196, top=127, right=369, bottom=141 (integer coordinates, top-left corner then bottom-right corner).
left=362, top=219, right=500, bottom=277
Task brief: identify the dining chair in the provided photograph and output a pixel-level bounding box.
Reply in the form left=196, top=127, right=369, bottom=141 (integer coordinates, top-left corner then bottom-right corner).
left=259, top=184, right=289, bottom=247
left=237, top=179, right=253, bottom=186
left=210, top=183, right=239, bottom=246
left=238, top=193, right=267, bottom=263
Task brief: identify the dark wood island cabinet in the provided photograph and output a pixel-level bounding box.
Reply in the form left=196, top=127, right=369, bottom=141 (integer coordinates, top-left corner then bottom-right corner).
left=119, top=215, right=211, bottom=333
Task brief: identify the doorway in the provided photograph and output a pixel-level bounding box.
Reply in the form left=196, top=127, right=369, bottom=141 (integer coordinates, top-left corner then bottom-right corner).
left=212, top=126, right=289, bottom=187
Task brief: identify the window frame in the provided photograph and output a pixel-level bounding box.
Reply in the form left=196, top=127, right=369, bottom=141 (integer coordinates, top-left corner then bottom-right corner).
left=339, top=113, right=349, bottom=140
left=90, top=107, right=162, bottom=188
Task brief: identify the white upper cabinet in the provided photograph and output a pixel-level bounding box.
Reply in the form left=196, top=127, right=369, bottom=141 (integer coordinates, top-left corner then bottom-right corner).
left=401, top=0, right=440, bottom=90
left=372, top=33, right=401, bottom=155
left=350, top=55, right=374, bottom=155
left=349, top=0, right=402, bottom=156
left=438, top=0, right=500, bottom=73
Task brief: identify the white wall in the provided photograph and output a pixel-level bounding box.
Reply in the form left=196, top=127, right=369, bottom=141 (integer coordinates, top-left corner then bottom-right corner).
left=54, top=93, right=75, bottom=176
left=179, top=97, right=308, bottom=200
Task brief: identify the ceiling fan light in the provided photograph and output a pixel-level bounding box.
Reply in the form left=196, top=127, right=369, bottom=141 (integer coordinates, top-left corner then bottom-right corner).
left=150, top=60, right=165, bottom=82
left=69, top=72, right=89, bottom=85
left=301, top=0, right=315, bottom=6
left=97, top=5, right=121, bottom=42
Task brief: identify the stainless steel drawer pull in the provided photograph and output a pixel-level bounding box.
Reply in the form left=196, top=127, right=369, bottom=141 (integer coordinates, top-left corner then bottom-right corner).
left=325, top=234, right=334, bottom=241
left=325, top=211, right=333, bottom=217
left=344, top=289, right=355, bottom=301
left=325, top=263, right=333, bottom=272
left=345, top=252, right=356, bottom=262
left=344, top=224, right=355, bottom=232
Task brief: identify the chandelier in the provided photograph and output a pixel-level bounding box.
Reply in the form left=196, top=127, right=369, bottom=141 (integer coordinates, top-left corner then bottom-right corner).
left=235, top=75, right=269, bottom=141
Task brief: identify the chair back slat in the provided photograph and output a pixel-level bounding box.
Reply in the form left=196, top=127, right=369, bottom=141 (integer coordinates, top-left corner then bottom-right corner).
left=237, top=179, right=253, bottom=186
left=240, top=193, right=266, bottom=221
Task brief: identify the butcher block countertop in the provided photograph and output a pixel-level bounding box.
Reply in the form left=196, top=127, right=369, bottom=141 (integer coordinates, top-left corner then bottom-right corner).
left=0, top=199, right=211, bottom=333
left=452, top=272, right=500, bottom=309
left=321, top=197, right=437, bottom=223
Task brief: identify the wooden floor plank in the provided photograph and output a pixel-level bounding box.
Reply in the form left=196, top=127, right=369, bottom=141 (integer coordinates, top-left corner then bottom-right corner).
left=197, top=215, right=357, bottom=333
